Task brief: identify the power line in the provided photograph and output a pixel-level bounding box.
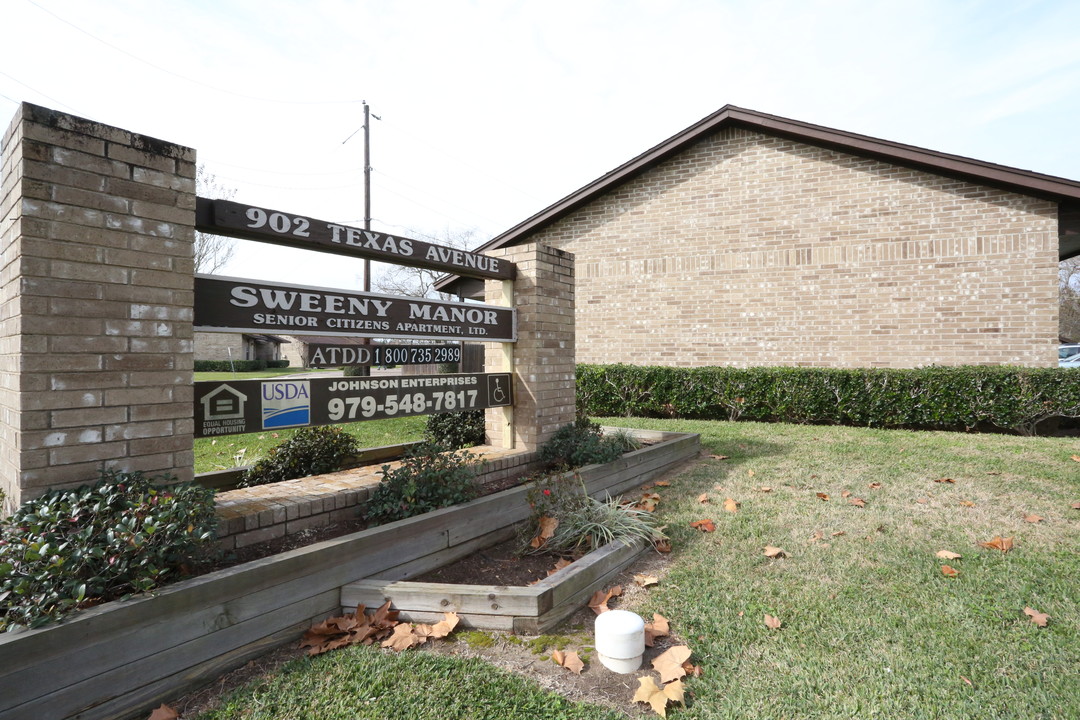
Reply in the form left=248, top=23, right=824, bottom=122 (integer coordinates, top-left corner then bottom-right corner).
left=372, top=168, right=507, bottom=228
left=204, top=159, right=361, bottom=178
left=23, top=0, right=365, bottom=106
left=0, top=70, right=81, bottom=113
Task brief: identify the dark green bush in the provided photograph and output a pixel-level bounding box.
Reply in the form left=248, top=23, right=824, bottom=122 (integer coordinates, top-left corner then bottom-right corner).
left=365, top=442, right=479, bottom=524
left=0, top=470, right=217, bottom=631
left=539, top=417, right=629, bottom=469
left=239, top=427, right=360, bottom=488
left=577, top=364, right=1080, bottom=436
left=425, top=410, right=486, bottom=450
left=193, top=359, right=289, bottom=372
left=342, top=365, right=368, bottom=377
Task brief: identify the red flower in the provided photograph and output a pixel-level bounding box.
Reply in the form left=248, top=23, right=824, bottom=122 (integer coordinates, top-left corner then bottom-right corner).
left=543, top=489, right=551, bottom=496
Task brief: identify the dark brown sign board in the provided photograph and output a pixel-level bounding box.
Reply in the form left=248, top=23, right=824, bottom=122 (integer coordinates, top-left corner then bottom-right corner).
left=307, top=343, right=461, bottom=368
left=195, top=372, right=512, bottom=438
left=194, top=275, right=516, bottom=342
left=196, top=197, right=515, bottom=281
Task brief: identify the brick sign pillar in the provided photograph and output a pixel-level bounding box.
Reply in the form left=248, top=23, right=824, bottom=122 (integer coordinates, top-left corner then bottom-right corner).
left=484, top=243, right=575, bottom=450
left=0, top=103, right=196, bottom=512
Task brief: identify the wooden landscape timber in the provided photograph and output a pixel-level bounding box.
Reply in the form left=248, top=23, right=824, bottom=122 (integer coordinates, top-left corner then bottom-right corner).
left=342, top=538, right=646, bottom=634
left=0, top=429, right=698, bottom=720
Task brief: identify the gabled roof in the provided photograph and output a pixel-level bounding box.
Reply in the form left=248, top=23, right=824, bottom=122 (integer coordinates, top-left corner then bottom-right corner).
left=437, top=105, right=1080, bottom=294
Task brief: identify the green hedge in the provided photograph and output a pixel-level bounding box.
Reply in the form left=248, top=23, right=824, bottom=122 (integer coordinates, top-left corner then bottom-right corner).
left=577, top=364, right=1080, bottom=436
left=194, top=359, right=290, bottom=372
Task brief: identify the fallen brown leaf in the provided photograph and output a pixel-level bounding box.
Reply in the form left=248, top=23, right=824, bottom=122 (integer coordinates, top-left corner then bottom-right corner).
left=722, top=497, right=739, bottom=513
left=831, top=530, right=846, bottom=537
left=547, top=557, right=573, bottom=576
left=708, top=454, right=730, bottom=461
left=633, top=677, right=685, bottom=717
left=916, top=497, right=929, bottom=504
left=588, top=585, right=623, bottom=614
left=1071, top=455, right=1080, bottom=463
left=414, top=612, right=459, bottom=641
left=959, top=500, right=976, bottom=507
left=1024, top=607, right=1049, bottom=627
left=1024, top=514, right=1044, bottom=524
left=808, top=531, right=824, bottom=543
left=1072, top=502, right=1080, bottom=511
left=935, top=477, right=955, bottom=484
left=690, top=518, right=716, bottom=532
left=757, top=486, right=773, bottom=493
left=961, top=675, right=973, bottom=687
left=644, top=613, right=670, bottom=647
left=147, top=705, right=180, bottom=720
left=816, top=492, right=830, bottom=501
left=652, top=645, right=693, bottom=683
left=979, top=536, right=1014, bottom=553
left=551, top=649, right=585, bottom=674
left=764, top=614, right=782, bottom=629
left=849, top=497, right=866, bottom=508
left=654, top=538, right=672, bottom=553
left=697, top=492, right=710, bottom=504
left=868, top=482, right=882, bottom=490
left=654, top=480, right=671, bottom=487
left=841, top=490, right=852, bottom=498
left=529, top=515, right=559, bottom=549
left=941, top=565, right=960, bottom=578
left=763, top=545, right=787, bottom=558
left=936, top=550, right=962, bottom=560
left=748, top=469, right=756, bottom=478
left=682, top=660, right=704, bottom=677
left=381, top=622, right=423, bottom=651
left=634, top=574, right=659, bottom=588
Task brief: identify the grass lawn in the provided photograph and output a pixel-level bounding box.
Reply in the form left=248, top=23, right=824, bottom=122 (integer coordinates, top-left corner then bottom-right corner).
left=193, top=419, right=1080, bottom=719
left=193, top=416, right=427, bottom=474
left=194, top=369, right=321, bottom=382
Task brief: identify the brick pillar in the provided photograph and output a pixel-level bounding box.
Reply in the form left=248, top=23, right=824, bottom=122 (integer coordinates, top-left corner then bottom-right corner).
left=484, top=242, right=575, bottom=451
left=0, top=103, right=195, bottom=512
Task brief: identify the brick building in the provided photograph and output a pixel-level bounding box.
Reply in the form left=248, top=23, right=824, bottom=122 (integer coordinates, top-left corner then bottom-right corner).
left=440, top=106, right=1080, bottom=368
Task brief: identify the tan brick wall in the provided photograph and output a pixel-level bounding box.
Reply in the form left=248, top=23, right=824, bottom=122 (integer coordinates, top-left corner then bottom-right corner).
left=1, top=103, right=195, bottom=510
left=484, top=243, right=575, bottom=450
left=194, top=331, right=244, bottom=362
left=526, top=127, right=1059, bottom=368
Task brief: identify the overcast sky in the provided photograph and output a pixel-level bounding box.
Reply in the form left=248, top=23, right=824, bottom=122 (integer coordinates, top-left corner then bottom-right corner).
left=3, top=0, right=1079, bottom=291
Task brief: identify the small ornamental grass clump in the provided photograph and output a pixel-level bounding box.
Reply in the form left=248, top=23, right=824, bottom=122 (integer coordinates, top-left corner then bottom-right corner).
left=365, top=442, right=480, bottom=525
left=239, top=426, right=361, bottom=488
left=519, top=470, right=664, bottom=558
left=539, top=417, right=640, bottom=470
left=0, top=470, right=217, bottom=632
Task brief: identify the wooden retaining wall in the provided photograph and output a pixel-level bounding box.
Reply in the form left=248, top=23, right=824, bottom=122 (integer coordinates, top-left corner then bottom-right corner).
left=0, top=430, right=698, bottom=720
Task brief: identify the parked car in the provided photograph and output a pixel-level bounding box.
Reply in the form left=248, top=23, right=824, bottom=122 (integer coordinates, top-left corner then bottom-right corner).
left=1061, top=353, right=1080, bottom=369
left=1060, top=344, right=1080, bottom=366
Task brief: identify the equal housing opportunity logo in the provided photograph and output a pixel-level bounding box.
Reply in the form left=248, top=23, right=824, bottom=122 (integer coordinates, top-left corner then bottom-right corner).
left=261, top=379, right=311, bottom=429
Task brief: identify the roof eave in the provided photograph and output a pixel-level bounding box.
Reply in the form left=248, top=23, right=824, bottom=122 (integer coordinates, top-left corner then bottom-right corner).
left=435, top=105, right=1080, bottom=291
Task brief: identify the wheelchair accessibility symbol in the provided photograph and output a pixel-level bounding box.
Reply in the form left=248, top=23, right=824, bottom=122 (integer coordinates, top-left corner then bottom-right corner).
left=486, top=374, right=511, bottom=406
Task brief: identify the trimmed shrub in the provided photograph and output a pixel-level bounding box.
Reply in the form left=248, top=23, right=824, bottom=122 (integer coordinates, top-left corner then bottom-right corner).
left=194, top=359, right=290, bottom=372
left=425, top=410, right=486, bottom=450
left=0, top=470, right=217, bottom=631
left=365, top=442, right=479, bottom=524
left=342, top=365, right=368, bottom=377
left=576, top=364, right=1080, bottom=436
left=239, top=427, right=361, bottom=488
left=539, top=417, right=632, bottom=469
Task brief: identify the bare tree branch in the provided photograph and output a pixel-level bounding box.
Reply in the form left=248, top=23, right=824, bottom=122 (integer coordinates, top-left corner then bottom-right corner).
left=194, top=164, right=237, bottom=275
left=373, top=228, right=483, bottom=298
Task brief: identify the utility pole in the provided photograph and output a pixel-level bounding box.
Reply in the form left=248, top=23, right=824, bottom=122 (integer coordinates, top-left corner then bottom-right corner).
left=363, top=101, right=371, bottom=292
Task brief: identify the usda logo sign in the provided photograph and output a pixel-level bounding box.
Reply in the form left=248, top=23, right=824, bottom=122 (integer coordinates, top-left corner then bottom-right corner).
left=261, top=380, right=311, bottom=429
